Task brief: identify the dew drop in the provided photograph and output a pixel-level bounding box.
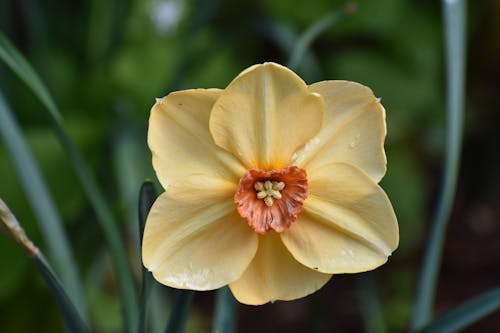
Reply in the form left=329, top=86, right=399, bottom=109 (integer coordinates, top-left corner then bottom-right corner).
left=349, top=133, right=361, bottom=149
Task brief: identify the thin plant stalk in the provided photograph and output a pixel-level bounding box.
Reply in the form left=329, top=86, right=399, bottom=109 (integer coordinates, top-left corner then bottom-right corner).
left=412, top=0, right=466, bottom=330
left=164, top=290, right=195, bottom=333
left=213, top=286, right=237, bottom=333
left=138, top=181, right=157, bottom=333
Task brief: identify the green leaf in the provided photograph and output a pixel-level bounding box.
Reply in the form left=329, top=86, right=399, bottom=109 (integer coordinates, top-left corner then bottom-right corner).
left=0, top=92, right=87, bottom=321
left=213, top=286, right=237, bottom=333
left=164, top=290, right=195, bottom=333
left=34, top=253, right=90, bottom=333
left=412, top=0, right=467, bottom=329
left=138, top=181, right=157, bottom=333
left=0, top=32, right=139, bottom=331
left=0, top=32, right=62, bottom=125
left=417, top=287, right=500, bottom=333
left=1, top=197, right=88, bottom=332
left=287, top=4, right=353, bottom=71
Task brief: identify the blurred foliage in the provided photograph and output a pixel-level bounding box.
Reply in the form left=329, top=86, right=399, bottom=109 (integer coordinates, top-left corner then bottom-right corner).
left=0, top=0, right=499, bottom=332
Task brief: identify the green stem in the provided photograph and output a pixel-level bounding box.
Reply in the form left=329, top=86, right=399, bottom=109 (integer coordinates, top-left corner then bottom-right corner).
left=164, top=290, right=195, bottom=333
left=412, top=0, right=466, bottom=330
left=138, top=181, right=157, bottom=333
left=213, top=287, right=237, bottom=333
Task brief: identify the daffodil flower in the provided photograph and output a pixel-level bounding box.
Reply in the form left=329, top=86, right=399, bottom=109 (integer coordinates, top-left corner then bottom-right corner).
left=143, top=62, right=398, bottom=305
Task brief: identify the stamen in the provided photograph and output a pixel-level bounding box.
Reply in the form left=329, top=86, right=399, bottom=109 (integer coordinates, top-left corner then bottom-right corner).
left=234, top=166, right=308, bottom=234
left=254, top=180, right=285, bottom=207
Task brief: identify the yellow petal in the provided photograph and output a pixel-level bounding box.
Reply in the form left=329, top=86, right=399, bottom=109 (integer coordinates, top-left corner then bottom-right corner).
left=148, top=89, right=246, bottom=190
left=210, top=62, right=324, bottom=170
left=229, top=232, right=331, bottom=305
left=167, top=174, right=237, bottom=204
left=142, top=192, right=258, bottom=290
left=293, top=81, right=387, bottom=183
left=281, top=163, right=398, bottom=274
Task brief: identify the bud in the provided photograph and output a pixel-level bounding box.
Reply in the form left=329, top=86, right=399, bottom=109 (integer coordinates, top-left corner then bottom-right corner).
left=0, top=198, right=38, bottom=256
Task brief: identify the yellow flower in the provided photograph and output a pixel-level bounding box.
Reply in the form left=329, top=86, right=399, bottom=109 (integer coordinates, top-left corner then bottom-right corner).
left=143, top=62, right=398, bottom=305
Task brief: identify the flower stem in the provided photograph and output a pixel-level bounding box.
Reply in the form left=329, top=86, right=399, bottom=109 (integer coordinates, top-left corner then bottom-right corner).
left=138, top=181, right=157, bottom=333
left=213, top=287, right=238, bottom=333
left=411, top=0, right=467, bottom=330
left=164, top=290, right=195, bottom=333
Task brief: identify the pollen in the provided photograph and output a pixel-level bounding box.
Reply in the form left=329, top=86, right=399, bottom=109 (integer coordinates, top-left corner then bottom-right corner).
left=234, top=166, right=308, bottom=234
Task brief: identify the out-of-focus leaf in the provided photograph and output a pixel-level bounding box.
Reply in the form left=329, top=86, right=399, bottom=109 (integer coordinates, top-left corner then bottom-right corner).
left=0, top=33, right=139, bottom=331
left=412, top=0, right=466, bottom=328
left=164, top=290, right=194, bottom=333
left=1, top=197, right=89, bottom=333
left=287, top=7, right=349, bottom=71
left=0, top=92, right=87, bottom=320
left=213, top=286, right=237, bottom=333
left=138, top=181, right=157, bottom=333
left=417, top=287, right=500, bottom=333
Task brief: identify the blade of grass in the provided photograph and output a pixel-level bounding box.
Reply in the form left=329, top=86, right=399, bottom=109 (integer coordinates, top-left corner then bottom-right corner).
left=213, top=286, right=237, bottom=333
left=1, top=197, right=89, bottom=333
left=138, top=181, right=157, bottom=333
left=286, top=2, right=356, bottom=71
left=411, top=0, right=466, bottom=330
left=0, top=32, right=139, bottom=331
left=417, top=287, right=500, bottom=333
left=0, top=92, right=87, bottom=321
left=34, top=253, right=91, bottom=333
left=164, top=290, right=195, bottom=333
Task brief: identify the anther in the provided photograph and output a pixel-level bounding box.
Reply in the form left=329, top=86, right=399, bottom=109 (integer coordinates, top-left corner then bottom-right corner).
left=254, top=180, right=285, bottom=206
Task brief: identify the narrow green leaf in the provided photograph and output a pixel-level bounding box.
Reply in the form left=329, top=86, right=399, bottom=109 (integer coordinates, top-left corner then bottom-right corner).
left=287, top=3, right=355, bottom=71
left=0, top=197, right=88, bottom=333
left=213, top=286, right=237, bottom=333
left=417, top=287, right=500, bottom=333
left=138, top=181, right=157, bottom=333
left=256, top=20, right=321, bottom=82
left=0, top=32, right=139, bottom=331
left=412, top=0, right=466, bottom=330
left=0, top=32, right=62, bottom=125
left=164, top=290, right=195, bottom=333
left=0, top=92, right=87, bottom=321
left=34, top=253, right=90, bottom=333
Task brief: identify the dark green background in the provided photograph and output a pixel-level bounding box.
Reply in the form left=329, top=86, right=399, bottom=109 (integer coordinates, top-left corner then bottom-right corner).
left=0, top=0, right=499, bottom=332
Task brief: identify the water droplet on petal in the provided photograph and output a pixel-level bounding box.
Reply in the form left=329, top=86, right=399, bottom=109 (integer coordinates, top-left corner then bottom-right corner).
left=349, top=133, right=361, bottom=149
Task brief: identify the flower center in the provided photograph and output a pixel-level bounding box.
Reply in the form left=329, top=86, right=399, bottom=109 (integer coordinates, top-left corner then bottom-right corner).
left=234, top=166, right=308, bottom=234
left=254, top=180, right=285, bottom=207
